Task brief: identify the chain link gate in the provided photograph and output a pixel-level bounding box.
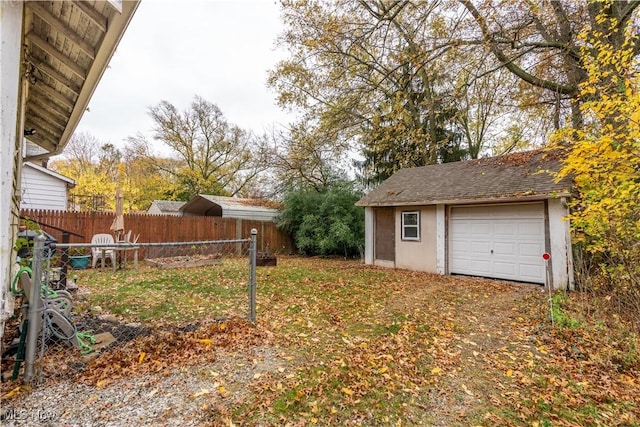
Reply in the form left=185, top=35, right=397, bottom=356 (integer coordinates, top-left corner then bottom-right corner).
left=3, top=230, right=257, bottom=385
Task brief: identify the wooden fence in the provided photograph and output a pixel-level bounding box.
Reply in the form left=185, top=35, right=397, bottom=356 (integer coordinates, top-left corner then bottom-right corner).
left=20, top=209, right=294, bottom=254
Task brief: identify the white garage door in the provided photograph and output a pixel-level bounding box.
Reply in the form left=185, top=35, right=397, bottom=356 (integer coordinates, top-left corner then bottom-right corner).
left=449, top=203, right=546, bottom=284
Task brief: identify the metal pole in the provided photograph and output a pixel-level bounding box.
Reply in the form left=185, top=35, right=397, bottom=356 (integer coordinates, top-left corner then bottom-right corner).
left=24, top=235, right=45, bottom=383
left=59, top=232, right=69, bottom=288
left=543, top=253, right=554, bottom=326
left=249, top=229, right=257, bottom=323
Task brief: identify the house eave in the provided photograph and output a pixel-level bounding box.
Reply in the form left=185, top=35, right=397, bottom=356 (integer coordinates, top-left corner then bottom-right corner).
left=22, top=1, right=140, bottom=162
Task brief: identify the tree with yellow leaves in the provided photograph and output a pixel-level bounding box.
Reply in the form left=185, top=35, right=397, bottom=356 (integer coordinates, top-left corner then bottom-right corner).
left=553, top=6, right=639, bottom=307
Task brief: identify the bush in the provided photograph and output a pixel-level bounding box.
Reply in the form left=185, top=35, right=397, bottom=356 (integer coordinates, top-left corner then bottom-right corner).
left=277, top=182, right=364, bottom=257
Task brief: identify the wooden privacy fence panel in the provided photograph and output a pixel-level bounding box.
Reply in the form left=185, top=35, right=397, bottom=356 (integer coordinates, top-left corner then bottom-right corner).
left=20, top=209, right=293, bottom=254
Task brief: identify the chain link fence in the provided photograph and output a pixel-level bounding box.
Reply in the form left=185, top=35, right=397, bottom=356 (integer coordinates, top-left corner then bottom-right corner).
left=2, top=231, right=257, bottom=385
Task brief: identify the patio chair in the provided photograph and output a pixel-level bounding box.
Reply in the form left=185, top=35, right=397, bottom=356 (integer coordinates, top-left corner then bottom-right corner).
left=91, top=233, right=116, bottom=268
left=117, top=230, right=132, bottom=243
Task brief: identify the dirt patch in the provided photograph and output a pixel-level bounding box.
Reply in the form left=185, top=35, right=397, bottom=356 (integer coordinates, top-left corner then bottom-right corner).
left=75, top=315, right=152, bottom=345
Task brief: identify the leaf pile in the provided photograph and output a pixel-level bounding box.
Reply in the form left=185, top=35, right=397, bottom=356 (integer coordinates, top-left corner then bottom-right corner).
left=77, top=317, right=268, bottom=387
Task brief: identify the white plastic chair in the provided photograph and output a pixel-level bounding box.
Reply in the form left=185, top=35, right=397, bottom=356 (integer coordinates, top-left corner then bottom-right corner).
left=91, top=233, right=116, bottom=268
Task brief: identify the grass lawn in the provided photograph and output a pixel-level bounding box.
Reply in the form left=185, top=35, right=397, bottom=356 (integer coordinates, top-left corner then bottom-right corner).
left=4, top=256, right=639, bottom=425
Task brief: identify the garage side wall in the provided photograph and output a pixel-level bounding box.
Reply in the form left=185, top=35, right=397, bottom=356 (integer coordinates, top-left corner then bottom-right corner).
left=395, top=206, right=437, bottom=273
left=548, top=198, right=574, bottom=290
left=364, top=207, right=373, bottom=265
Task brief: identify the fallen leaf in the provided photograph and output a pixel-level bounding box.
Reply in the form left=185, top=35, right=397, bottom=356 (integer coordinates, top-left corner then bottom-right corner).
left=193, top=388, right=211, bottom=398
left=461, top=384, right=473, bottom=396
left=3, top=385, right=30, bottom=399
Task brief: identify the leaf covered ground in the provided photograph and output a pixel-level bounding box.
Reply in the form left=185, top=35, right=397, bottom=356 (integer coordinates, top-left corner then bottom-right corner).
left=2, top=257, right=639, bottom=426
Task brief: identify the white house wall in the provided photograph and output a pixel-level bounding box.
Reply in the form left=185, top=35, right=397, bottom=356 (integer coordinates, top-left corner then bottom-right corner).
left=0, top=0, right=24, bottom=333
left=548, top=198, right=574, bottom=290
left=20, top=166, right=68, bottom=210
left=364, top=207, right=373, bottom=265
left=394, top=206, right=438, bottom=273
left=436, top=205, right=445, bottom=274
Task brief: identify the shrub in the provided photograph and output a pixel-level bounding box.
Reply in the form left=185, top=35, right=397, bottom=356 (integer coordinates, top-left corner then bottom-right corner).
left=277, top=181, right=364, bottom=258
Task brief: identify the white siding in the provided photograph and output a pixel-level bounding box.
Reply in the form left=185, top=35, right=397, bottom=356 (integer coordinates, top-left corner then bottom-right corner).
left=548, top=198, right=574, bottom=290
left=20, top=166, right=69, bottom=210
left=436, top=204, right=445, bottom=274
left=1, top=1, right=25, bottom=335
left=364, top=207, right=373, bottom=264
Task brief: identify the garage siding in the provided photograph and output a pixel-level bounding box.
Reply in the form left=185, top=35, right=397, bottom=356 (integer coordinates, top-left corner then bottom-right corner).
left=449, top=203, right=546, bottom=284
left=395, top=206, right=437, bottom=273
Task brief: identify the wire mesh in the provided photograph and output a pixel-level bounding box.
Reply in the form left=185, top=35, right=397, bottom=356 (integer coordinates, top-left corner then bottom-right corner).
left=2, top=235, right=256, bottom=385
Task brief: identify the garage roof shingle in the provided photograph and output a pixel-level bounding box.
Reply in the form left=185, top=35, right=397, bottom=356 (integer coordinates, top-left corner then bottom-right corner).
left=356, top=150, right=572, bottom=207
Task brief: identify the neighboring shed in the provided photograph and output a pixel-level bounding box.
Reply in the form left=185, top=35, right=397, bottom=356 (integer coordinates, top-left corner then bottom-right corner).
left=147, top=200, right=186, bottom=216
left=181, top=195, right=280, bottom=222
left=356, top=150, right=574, bottom=290
left=20, top=162, right=75, bottom=211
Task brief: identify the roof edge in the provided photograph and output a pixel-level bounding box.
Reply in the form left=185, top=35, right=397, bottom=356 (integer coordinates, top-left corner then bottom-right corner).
left=24, top=161, right=75, bottom=186
left=356, top=192, right=571, bottom=207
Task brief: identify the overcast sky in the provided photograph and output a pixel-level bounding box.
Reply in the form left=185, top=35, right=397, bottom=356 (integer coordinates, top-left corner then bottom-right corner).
left=75, top=0, right=291, bottom=151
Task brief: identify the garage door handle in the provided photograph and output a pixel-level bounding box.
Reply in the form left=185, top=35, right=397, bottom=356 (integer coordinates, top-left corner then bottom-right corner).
left=490, top=250, right=494, bottom=254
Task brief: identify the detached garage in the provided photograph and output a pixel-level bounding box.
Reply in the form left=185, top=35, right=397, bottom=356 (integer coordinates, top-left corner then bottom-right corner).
left=356, top=150, right=574, bottom=290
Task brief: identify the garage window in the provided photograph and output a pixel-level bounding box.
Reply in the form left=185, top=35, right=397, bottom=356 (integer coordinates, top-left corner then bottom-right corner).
left=401, top=211, right=420, bottom=241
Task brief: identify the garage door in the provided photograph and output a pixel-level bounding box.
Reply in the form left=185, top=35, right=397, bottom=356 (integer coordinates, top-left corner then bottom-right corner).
left=449, top=203, right=545, bottom=284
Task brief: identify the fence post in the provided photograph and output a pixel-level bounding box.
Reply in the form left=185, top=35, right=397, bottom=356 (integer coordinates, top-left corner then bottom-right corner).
left=248, top=229, right=257, bottom=323
left=24, top=235, right=45, bottom=383
left=236, top=219, right=243, bottom=255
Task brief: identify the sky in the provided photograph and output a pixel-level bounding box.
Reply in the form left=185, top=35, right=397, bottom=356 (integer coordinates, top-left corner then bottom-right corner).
left=75, top=0, right=291, bottom=152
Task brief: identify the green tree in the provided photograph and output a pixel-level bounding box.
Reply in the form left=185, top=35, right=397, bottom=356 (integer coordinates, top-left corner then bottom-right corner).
left=277, top=181, right=364, bottom=257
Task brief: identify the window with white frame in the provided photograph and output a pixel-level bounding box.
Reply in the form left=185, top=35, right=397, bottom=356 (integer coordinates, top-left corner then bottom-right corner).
left=401, top=211, right=420, bottom=241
